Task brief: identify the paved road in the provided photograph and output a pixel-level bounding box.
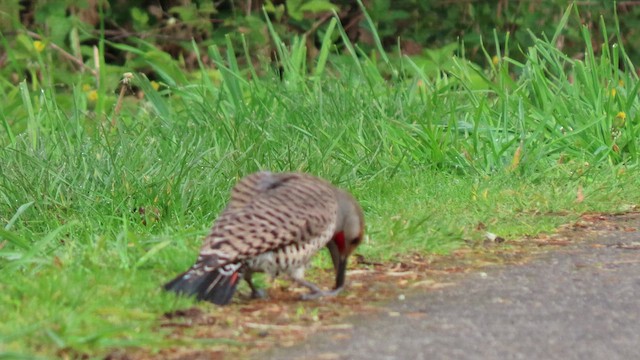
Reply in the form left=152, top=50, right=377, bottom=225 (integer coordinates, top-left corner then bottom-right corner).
left=264, top=214, right=640, bottom=360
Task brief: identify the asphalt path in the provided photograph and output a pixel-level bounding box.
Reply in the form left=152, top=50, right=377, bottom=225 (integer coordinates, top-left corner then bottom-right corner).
left=264, top=213, right=640, bottom=360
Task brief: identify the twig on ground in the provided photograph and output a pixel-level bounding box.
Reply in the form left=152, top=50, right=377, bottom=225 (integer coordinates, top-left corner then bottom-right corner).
left=244, top=322, right=353, bottom=331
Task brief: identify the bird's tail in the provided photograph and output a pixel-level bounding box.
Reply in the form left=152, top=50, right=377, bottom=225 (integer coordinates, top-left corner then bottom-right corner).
left=164, top=263, right=242, bottom=305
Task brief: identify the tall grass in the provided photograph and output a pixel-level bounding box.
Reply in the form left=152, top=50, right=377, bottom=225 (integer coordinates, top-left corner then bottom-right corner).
left=1, top=4, right=640, bottom=358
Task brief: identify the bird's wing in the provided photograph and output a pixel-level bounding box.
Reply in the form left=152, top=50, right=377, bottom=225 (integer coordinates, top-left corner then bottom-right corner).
left=196, top=172, right=338, bottom=269
left=225, top=171, right=281, bottom=210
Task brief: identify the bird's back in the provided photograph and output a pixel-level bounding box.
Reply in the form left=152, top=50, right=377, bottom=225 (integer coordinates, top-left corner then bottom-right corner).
left=196, top=172, right=339, bottom=269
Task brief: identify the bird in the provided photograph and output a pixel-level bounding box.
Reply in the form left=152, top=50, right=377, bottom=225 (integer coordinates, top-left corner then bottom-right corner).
left=164, top=171, right=365, bottom=305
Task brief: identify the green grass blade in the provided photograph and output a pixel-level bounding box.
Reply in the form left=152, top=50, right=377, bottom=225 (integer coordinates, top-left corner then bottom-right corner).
left=314, top=17, right=338, bottom=79
left=4, top=201, right=34, bottom=231
left=0, top=228, right=30, bottom=250
left=18, top=81, right=36, bottom=149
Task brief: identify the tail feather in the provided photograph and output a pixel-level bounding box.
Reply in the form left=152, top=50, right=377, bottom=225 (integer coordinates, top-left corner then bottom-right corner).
left=164, top=264, right=241, bottom=305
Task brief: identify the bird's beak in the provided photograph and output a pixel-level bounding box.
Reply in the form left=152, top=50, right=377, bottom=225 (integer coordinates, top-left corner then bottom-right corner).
left=327, top=241, right=347, bottom=290
left=335, top=255, right=347, bottom=289
left=327, top=241, right=340, bottom=272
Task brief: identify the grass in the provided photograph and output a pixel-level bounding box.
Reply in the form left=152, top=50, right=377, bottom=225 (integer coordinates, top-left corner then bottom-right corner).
left=2, top=4, right=640, bottom=358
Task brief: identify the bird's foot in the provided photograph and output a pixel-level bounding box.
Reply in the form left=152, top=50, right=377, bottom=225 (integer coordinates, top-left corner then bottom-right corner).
left=300, top=287, right=343, bottom=301
left=291, top=277, right=344, bottom=300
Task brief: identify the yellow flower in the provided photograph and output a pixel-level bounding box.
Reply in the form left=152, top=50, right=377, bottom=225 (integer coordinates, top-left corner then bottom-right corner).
left=87, top=90, right=98, bottom=102
left=82, top=84, right=92, bottom=92
left=492, top=55, right=500, bottom=66
left=150, top=81, right=160, bottom=91
left=33, top=40, right=45, bottom=53
left=614, top=111, right=626, bottom=128
left=610, top=88, right=616, bottom=97
left=619, top=79, right=625, bottom=87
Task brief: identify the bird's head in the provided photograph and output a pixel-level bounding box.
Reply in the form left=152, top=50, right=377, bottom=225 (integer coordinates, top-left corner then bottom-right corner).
left=327, top=189, right=364, bottom=290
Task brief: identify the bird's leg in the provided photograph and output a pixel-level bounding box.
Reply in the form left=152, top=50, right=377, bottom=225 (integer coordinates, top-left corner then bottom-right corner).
left=244, top=270, right=267, bottom=299
left=291, top=275, right=343, bottom=300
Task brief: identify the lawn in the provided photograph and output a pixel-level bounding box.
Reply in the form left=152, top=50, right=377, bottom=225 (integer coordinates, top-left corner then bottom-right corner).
left=2, top=6, right=640, bottom=359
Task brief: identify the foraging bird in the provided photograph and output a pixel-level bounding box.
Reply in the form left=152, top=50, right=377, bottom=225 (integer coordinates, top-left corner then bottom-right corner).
left=164, top=171, right=364, bottom=305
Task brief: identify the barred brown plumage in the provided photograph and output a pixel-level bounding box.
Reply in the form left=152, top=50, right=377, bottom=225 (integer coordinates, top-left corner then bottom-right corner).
left=164, top=171, right=365, bottom=305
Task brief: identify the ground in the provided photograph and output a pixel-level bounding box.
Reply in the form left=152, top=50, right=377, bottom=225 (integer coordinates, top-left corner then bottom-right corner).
left=106, top=212, right=639, bottom=360
left=265, top=212, right=640, bottom=359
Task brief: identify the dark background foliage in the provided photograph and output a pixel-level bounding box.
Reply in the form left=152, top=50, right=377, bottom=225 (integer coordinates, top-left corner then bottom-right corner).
left=1, top=0, right=639, bottom=84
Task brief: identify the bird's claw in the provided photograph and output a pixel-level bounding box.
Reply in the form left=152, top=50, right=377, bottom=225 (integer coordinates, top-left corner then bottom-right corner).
left=300, top=287, right=343, bottom=301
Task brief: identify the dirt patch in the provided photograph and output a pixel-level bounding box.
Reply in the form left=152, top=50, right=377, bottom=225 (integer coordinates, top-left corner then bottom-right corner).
left=112, top=212, right=639, bottom=360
